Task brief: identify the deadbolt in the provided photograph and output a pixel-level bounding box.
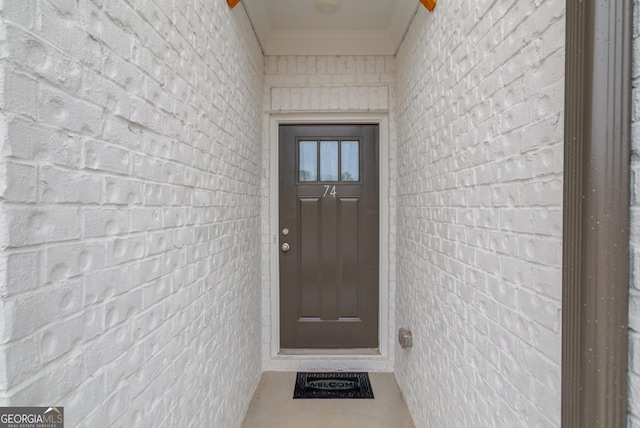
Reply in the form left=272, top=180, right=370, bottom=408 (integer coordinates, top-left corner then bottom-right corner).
left=281, top=243, right=290, bottom=252
left=282, top=228, right=289, bottom=236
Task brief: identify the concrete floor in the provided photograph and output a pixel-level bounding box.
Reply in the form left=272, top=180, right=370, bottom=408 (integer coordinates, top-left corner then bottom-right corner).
left=242, top=372, right=416, bottom=428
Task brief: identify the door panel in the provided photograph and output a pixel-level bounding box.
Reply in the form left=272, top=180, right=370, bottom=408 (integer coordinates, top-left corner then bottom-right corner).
left=279, top=124, right=379, bottom=349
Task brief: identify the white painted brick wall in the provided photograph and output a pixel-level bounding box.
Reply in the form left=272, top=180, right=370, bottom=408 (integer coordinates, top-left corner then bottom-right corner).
left=266, top=56, right=395, bottom=112
left=0, top=1, right=263, bottom=427
left=395, top=2, right=564, bottom=427
left=261, top=55, right=398, bottom=368
left=630, top=0, right=640, bottom=425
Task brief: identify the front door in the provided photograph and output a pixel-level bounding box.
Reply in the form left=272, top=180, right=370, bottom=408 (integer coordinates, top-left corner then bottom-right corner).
left=279, top=124, right=379, bottom=349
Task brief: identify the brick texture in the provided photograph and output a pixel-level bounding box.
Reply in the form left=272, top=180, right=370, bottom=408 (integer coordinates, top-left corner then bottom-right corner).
left=394, top=2, right=565, bottom=427
left=630, top=0, right=640, bottom=425
left=265, top=56, right=395, bottom=112
left=0, top=1, right=263, bottom=426
left=4, top=0, right=637, bottom=427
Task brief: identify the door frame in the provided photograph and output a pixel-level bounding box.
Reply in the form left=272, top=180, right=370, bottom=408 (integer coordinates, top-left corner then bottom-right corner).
left=267, top=112, right=392, bottom=371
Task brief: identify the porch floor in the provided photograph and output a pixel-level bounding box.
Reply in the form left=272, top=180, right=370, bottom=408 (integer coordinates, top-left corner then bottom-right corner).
left=241, top=371, right=415, bottom=428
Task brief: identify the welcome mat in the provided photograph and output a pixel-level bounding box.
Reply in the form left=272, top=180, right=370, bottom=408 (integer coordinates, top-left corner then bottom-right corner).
left=293, top=372, right=374, bottom=399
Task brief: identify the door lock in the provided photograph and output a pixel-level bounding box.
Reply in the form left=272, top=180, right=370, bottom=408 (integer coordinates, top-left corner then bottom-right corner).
left=281, top=243, right=290, bottom=252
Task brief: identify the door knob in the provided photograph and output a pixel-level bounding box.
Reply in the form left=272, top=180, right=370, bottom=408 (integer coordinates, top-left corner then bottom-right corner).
left=281, top=243, right=290, bottom=252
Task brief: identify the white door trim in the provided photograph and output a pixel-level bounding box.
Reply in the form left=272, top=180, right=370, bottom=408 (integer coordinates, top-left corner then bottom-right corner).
left=266, top=112, right=392, bottom=372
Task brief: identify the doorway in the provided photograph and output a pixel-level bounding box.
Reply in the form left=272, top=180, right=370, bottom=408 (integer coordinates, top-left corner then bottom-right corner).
left=278, top=124, right=379, bottom=349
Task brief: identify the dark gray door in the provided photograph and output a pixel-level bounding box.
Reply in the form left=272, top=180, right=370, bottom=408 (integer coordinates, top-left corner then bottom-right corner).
left=279, top=124, right=379, bottom=348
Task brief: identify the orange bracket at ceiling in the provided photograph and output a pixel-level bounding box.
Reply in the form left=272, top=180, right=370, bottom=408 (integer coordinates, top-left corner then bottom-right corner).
left=420, top=0, right=437, bottom=12
left=228, top=1, right=436, bottom=12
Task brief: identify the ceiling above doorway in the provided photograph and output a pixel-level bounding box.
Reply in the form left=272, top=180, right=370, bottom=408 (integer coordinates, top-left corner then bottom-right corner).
left=241, top=0, right=419, bottom=55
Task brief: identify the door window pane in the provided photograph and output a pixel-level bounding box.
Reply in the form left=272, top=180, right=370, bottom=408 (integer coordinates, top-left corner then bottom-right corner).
left=299, top=141, right=317, bottom=181
left=341, top=140, right=359, bottom=181
left=320, top=141, right=339, bottom=181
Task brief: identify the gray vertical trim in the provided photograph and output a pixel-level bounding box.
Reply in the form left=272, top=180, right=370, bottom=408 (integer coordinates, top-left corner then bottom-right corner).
left=563, top=1, right=632, bottom=427
left=562, top=2, right=585, bottom=423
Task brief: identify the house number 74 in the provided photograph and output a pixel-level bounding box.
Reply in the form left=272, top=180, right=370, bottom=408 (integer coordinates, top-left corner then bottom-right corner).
left=323, top=185, right=337, bottom=198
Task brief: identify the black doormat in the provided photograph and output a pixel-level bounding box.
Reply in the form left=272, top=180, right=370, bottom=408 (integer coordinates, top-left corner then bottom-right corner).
left=293, top=372, right=374, bottom=399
